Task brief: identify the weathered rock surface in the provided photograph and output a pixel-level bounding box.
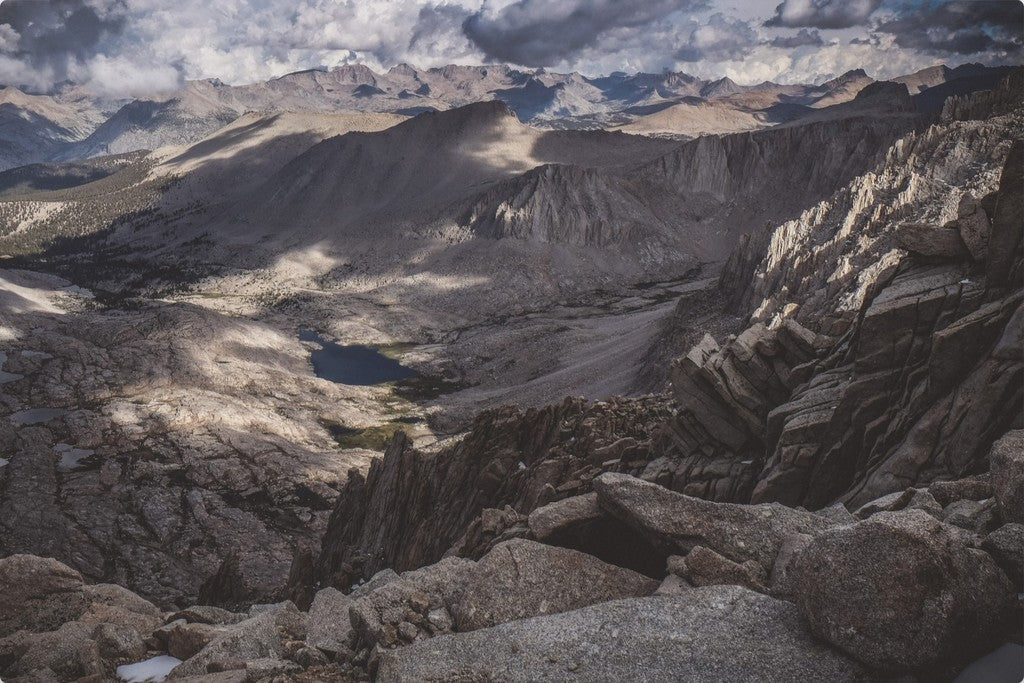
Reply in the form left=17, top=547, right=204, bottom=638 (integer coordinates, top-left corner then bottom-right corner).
left=982, top=523, right=1024, bottom=587
left=593, top=473, right=831, bottom=570
left=673, top=545, right=769, bottom=593
left=791, top=509, right=1015, bottom=671
left=450, top=538, right=658, bottom=631
left=0, top=554, right=89, bottom=638
left=377, top=586, right=867, bottom=682
left=989, top=430, right=1024, bottom=524
left=348, top=557, right=474, bottom=649
left=167, top=602, right=306, bottom=679
left=304, top=587, right=353, bottom=655
left=896, top=222, right=972, bottom=258
left=315, top=397, right=672, bottom=588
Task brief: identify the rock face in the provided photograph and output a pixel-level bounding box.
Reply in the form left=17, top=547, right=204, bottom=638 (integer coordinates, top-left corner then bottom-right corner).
left=791, top=509, right=1015, bottom=671
left=377, top=586, right=867, bottom=682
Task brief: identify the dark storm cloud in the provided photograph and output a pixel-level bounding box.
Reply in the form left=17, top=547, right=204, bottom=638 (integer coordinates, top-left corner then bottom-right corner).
left=770, top=28, right=824, bottom=49
left=873, top=1, right=1023, bottom=56
left=462, top=0, right=709, bottom=67
left=0, top=0, right=125, bottom=81
left=765, top=0, right=883, bottom=29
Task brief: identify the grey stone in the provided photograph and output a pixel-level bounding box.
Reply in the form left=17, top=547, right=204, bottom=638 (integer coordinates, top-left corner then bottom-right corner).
left=956, top=194, right=991, bottom=262
left=378, top=587, right=867, bottom=682
left=167, top=604, right=301, bottom=678
left=527, top=493, right=602, bottom=540
left=348, top=557, right=474, bottom=649
left=0, top=554, right=88, bottom=638
left=990, top=430, right=1024, bottom=524
left=349, top=568, right=400, bottom=600
left=928, top=474, right=993, bottom=507
left=896, top=222, right=971, bottom=259
left=166, top=622, right=229, bottom=660
left=593, top=473, right=831, bottom=570
left=981, top=522, right=1024, bottom=587
left=791, top=509, right=1015, bottom=671
left=306, top=587, right=353, bottom=654
left=167, top=606, right=246, bottom=625
left=450, top=538, right=658, bottom=631
left=678, top=545, right=768, bottom=593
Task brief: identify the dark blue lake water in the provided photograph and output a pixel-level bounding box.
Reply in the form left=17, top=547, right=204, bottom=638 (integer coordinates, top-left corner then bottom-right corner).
left=299, top=329, right=416, bottom=386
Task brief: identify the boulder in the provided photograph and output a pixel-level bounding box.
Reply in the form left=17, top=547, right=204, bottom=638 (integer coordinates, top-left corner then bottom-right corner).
left=377, top=586, right=867, bottom=682
left=593, top=473, right=831, bottom=570
left=527, top=493, right=602, bottom=540
left=942, top=498, right=999, bottom=533
left=674, top=546, right=768, bottom=593
left=956, top=193, right=991, bottom=261
left=852, top=487, right=942, bottom=520
left=0, top=554, right=88, bottom=638
left=166, top=606, right=246, bottom=626
left=791, top=509, right=1015, bottom=671
left=165, top=622, right=229, bottom=660
left=989, top=430, right=1024, bottom=524
left=981, top=523, right=1024, bottom=587
left=0, top=621, right=95, bottom=680
left=167, top=603, right=303, bottom=678
left=348, top=558, right=474, bottom=649
left=896, top=222, right=971, bottom=259
left=450, top=539, right=658, bottom=631
left=927, top=474, right=993, bottom=507
left=305, top=587, right=352, bottom=655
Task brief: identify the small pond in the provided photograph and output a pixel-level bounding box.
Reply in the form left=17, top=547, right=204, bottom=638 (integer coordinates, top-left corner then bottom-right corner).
left=299, top=329, right=416, bottom=386
left=55, top=443, right=97, bottom=471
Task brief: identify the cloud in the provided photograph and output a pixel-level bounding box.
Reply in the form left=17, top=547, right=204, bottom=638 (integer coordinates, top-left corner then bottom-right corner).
left=0, top=0, right=127, bottom=87
left=461, top=0, right=708, bottom=67
left=676, top=13, right=759, bottom=62
left=765, top=0, right=883, bottom=29
left=872, top=1, right=1023, bottom=57
left=769, top=28, right=824, bottom=49
left=0, top=0, right=1019, bottom=98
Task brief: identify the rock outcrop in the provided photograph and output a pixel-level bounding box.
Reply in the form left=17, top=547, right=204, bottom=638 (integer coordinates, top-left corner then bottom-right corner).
left=315, top=396, right=671, bottom=589
left=377, top=587, right=868, bottom=682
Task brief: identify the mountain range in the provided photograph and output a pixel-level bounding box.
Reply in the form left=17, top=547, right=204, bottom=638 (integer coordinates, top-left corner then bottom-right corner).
left=0, top=62, right=1012, bottom=172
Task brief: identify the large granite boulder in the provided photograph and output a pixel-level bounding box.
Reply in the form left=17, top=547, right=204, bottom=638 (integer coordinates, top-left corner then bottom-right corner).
left=791, top=509, right=1014, bottom=671
left=593, top=473, right=831, bottom=570
left=305, top=587, right=353, bottom=655
left=989, top=430, right=1024, bottom=524
left=377, top=586, right=867, bottom=682
left=0, top=554, right=88, bottom=638
left=450, top=538, right=658, bottom=631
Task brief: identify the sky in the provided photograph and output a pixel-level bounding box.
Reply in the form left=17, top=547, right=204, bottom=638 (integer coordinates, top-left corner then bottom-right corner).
left=0, top=0, right=1020, bottom=96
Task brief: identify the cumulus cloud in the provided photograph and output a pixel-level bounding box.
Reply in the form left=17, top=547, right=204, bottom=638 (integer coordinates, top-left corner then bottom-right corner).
left=873, top=1, right=1023, bottom=57
left=765, top=0, right=883, bottom=29
left=676, top=13, right=759, bottom=62
left=462, top=0, right=709, bottom=67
